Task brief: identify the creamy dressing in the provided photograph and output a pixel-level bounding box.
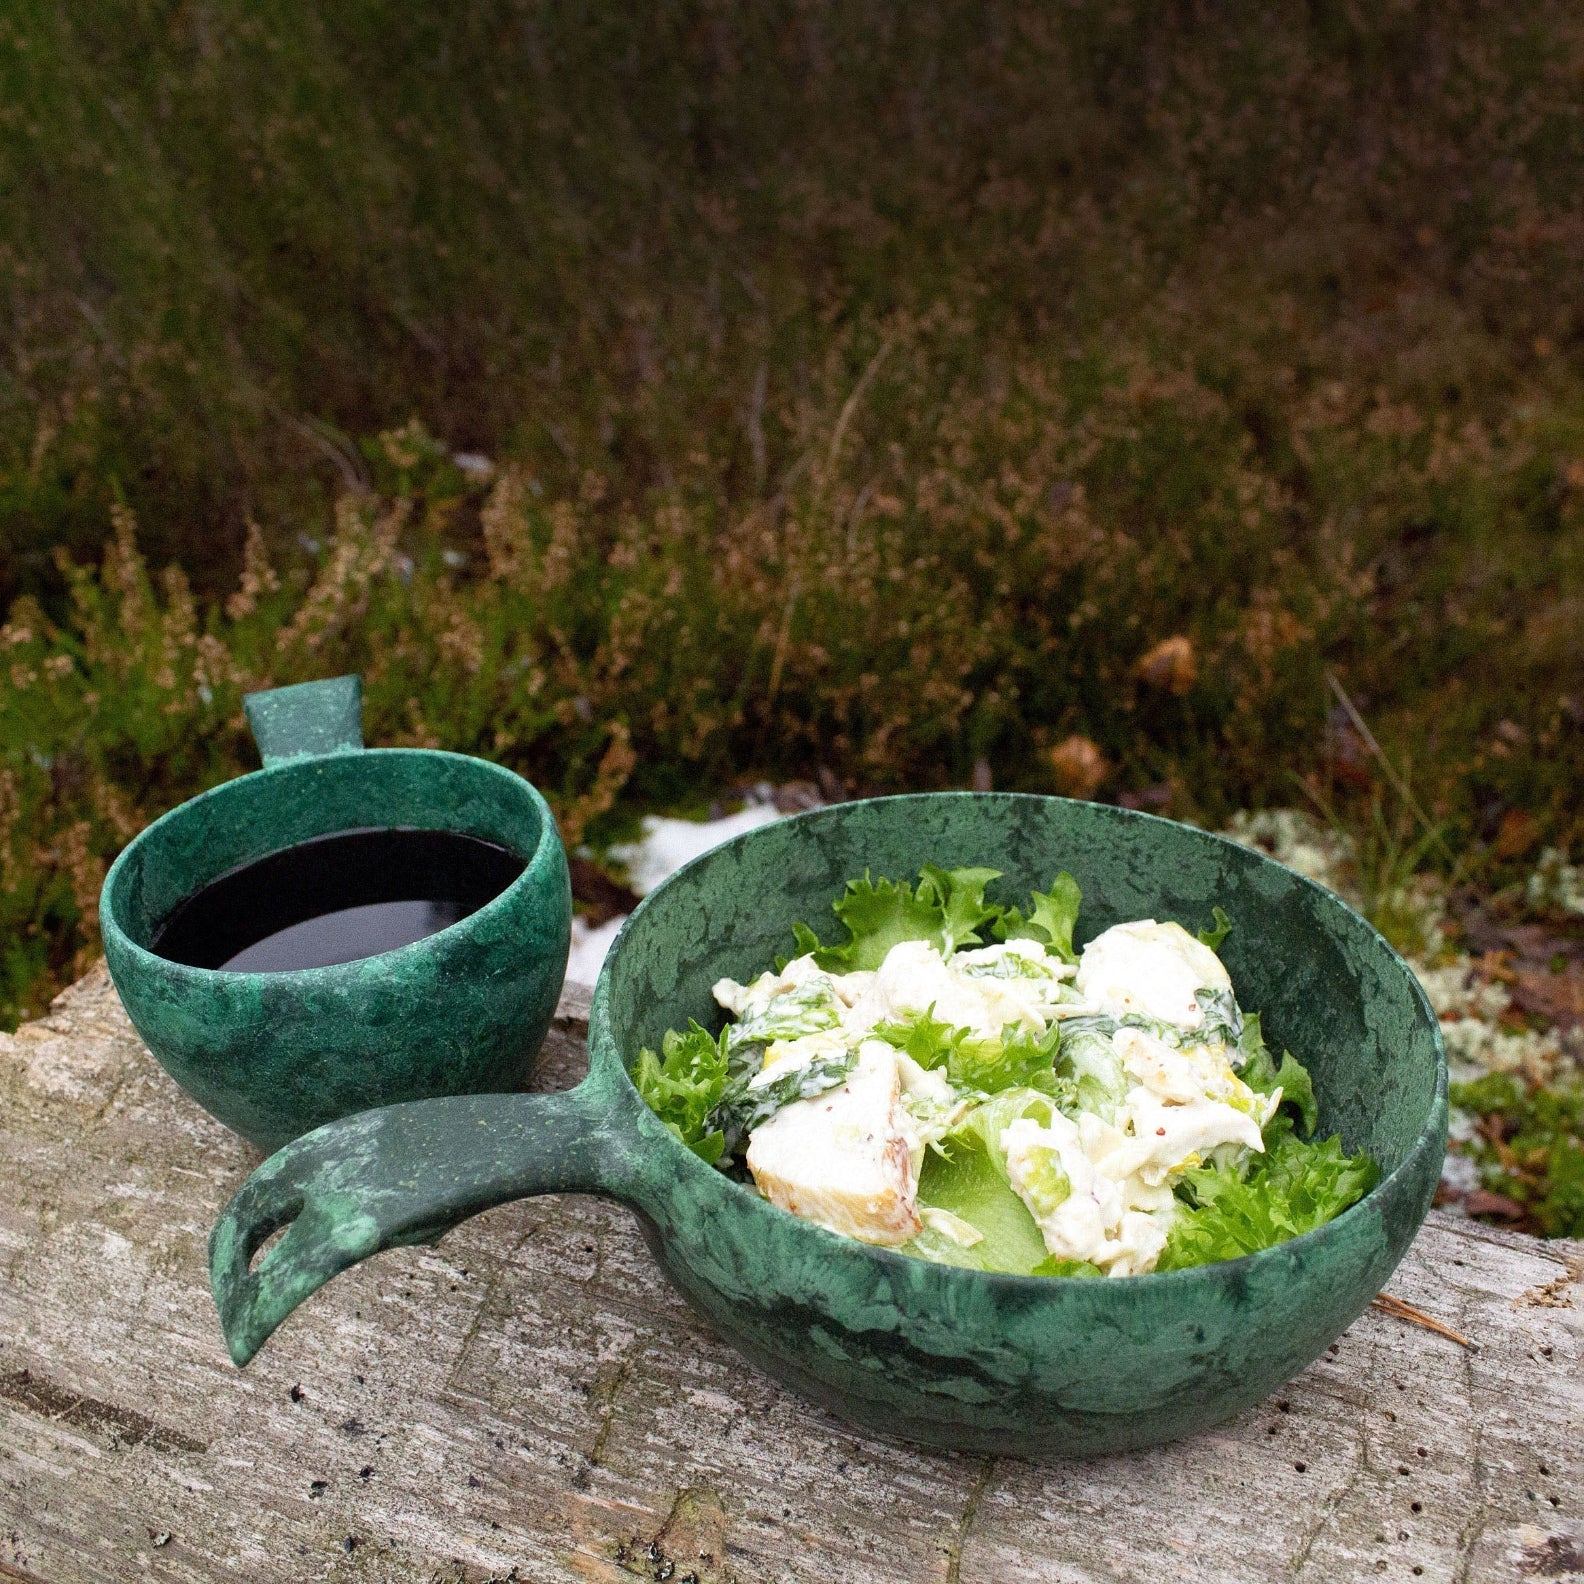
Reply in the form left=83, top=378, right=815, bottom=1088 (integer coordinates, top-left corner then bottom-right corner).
left=713, top=917, right=1270, bottom=1272
left=1075, top=920, right=1231, bottom=1028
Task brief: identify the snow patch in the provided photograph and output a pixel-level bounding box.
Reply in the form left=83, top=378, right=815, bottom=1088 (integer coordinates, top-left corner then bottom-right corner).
left=566, top=799, right=790, bottom=985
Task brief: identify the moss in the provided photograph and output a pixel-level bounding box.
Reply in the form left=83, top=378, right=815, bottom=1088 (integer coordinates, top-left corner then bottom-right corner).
left=1451, top=1075, right=1584, bottom=1239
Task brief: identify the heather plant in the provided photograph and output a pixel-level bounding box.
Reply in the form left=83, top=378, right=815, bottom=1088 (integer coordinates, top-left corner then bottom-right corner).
left=5, top=299, right=1584, bottom=1027
left=5, top=1, right=1584, bottom=1026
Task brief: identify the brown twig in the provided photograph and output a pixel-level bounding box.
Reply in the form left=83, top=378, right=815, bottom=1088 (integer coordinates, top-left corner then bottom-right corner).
left=1324, top=671, right=1459, bottom=874
left=1371, top=1292, right=1479, bottom=1350
left=766, top=337, right=894, bottom=708
left=820, top=335, right=894, bottom=498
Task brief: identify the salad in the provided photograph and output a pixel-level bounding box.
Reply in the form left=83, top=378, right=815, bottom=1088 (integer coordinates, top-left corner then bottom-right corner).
left=632, top=866, right=1377, bottom=1277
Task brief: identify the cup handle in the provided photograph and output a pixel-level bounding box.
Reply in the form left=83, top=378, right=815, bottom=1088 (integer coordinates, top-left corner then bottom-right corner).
left=243, top=675, right=365, bottom=768
left=209, top=1080, right=631, bottom=1366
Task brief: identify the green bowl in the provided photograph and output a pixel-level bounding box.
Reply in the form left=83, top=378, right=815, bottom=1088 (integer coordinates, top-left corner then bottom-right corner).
left=210, top=792, right=1446, bottom=1457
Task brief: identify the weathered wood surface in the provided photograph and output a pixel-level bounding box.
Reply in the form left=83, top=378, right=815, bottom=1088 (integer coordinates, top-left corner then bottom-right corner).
left=0, top=966, right=1579, bottom=1584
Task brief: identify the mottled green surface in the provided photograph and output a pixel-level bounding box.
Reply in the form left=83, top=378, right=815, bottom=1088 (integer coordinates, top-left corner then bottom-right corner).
left=242, top=675, right=366, bottom=768
left=210, top=1085, right=623, bottom=1367
left=209, top=793, right=1444, bottom=1457
left=101, top=681, right=571, bottom=1153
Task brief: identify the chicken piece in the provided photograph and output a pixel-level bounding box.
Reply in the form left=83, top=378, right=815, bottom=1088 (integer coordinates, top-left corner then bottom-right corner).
left=842, top=938, right=1058, bottom=1043
left=1075, top=919, right=1232, bottom=1028
left=1113, top=1024, right=1252, bottom=1107
left=1002, top=1112, right=1177, bottom=1275
left=745, top=1039, right=921, bottom=1245
left=713, top=952, right=832, bottom=1020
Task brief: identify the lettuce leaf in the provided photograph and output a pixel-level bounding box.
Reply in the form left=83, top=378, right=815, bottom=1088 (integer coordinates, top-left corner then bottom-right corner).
left=1235, top=1012, right=1319, bottom=1137
left=995, top=871, right=1082, bottom=964
left=1194, top=985, right=1245, bottom=1046
left=872, top=1012, right=1065, bottom=1096
left=791, top=866, right=1084, bottom=971
left=957, top=1020, right=1065, bottom=1095
left=1031, top=1255, right=1105, bottom=1278
left=632, top=1023, right=729, bottom=1163
left=773, top=919, right=828, bottom=971
left=947, top=1086, right=1061, bottom=1179
left=871, top=1007, right=962, bottom=1070
left=711, top=1046, right=858, bottom=1157
left=901, top=1219, right=990, bottom=1269
left=1157, top=1130, right=1378, bottom=1271
left=914, top=1138, right=1052, bottom=1274
left=724, top=980, right=841, bottom=1069
left=1197, top=906, right=1233, bottom=951
left=796, top=870, right=957, bottom=972
left=917, top=864, right=1003, bottom=955
left=1058, top=1016, right=1131, bottom=1123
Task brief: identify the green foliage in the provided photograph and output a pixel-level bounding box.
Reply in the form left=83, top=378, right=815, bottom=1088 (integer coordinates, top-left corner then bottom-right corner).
left=1158, top=1132, right=1379, bottom=1271
left=995, top=873, right=1083, bottom=964
left=631, top=1023, right=729, bottom=1164
left=5, top=0, right=1584, bottom=1026
left=1198, top=907, right=1234, bottom=952
left=872, top=1011, right=1064, bottom=1097
left=1236, top=1013, right=1320, bottom=1138
left=1451, top=1075, right=1584, bottom=1239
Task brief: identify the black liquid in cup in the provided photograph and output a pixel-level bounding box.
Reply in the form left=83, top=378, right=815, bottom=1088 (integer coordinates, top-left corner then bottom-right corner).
left=152, top=828, right=526, bottom=972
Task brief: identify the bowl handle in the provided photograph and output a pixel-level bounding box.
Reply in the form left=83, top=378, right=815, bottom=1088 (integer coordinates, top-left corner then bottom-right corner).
left=243, top=675, right=365, bottom=768
left=209, top=1079, right=630, bottom=1366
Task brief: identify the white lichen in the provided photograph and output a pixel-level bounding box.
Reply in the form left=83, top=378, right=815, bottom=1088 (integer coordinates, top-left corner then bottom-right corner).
left=1526, top=847, right=1584, bottom=917
left=1219, top=809, right=1577, bottom=1089
left=1439, top=1017, right=1563, bottom=1086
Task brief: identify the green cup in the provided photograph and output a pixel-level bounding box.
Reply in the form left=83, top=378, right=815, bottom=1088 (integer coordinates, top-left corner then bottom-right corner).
left=101, top=675, right=571, bottom=1153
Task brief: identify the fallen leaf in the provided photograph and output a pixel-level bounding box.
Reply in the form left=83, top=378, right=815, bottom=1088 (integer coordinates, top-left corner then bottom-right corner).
left=772, top=780, right=825, bottom=813
left=1049, top=735, right=1110, bottom=800
left=569, top=856, right=641, bottom=927
left=1493, top=808, right=1542, bottom=860
left=1322, top=709, right=1374, bottom=789
left=1118, top=783, right=1172, bottom=811
left=1510, top=962, right=1584, bottom=1030
left=1464, top=1188, right=1528, bottom=1219
left=1134, top=635, right=1197, bottom=695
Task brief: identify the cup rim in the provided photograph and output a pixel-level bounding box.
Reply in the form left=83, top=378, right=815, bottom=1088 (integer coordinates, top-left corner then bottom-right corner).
left=588, top=790, right=1450, bottom=1291
left=101, top=746, right=561, bottom=983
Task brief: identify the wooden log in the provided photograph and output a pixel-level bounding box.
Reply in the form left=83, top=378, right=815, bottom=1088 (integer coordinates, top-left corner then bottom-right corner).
left=0, top=965, right=1579, bottom=1583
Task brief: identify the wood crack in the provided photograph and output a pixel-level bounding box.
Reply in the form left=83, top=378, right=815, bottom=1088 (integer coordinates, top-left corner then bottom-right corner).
left=944, top=1456, right=996, bottom=1584
left=574, top=1344, right=638, bottom=1489
left=0, top=1366, right=205, bottom=1455
left=1286, top=1458, right=1363, bottom=1578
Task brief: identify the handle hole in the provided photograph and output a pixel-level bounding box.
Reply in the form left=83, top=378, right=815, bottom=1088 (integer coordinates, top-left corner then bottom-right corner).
left=245, top=1194, right=305, bottom=1275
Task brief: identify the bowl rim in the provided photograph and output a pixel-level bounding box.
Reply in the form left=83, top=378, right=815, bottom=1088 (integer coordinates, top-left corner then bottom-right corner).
left=590, top=789, right=1450, bottom=1291
left=101, top=745, right=561, bottom=985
